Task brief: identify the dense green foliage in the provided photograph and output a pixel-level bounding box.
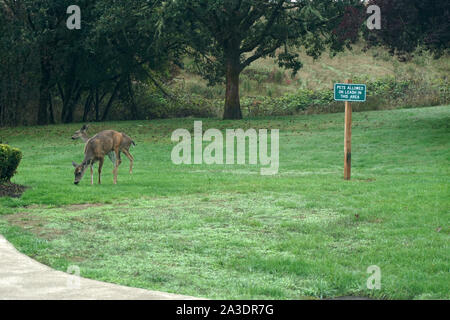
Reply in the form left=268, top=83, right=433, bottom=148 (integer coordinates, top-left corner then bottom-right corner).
left=0, top=0, right=176, bottom=126
left=165, top=0, right=364, bottom=119
left=0, top=0, right=448, bottom=126
left=237, top=76, right=450, bottom=116
left=0, top=144, right=22, bottom=182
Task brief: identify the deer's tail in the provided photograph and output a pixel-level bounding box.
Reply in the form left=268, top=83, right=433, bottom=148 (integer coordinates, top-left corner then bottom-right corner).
left=131, top=140, right=136, bottom=147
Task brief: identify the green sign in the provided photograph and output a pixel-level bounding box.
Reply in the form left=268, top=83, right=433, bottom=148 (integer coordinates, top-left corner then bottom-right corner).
left=334, top=83, right=366, bottom=102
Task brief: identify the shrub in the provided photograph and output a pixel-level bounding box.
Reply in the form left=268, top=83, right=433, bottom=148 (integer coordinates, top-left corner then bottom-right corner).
left=241, top=75, right=450, bottom=117
left=0, top=144, right=22, bottom=183
left=271, top=69, right=285, bottom=84
left=130, top=74, right=449, bottom=120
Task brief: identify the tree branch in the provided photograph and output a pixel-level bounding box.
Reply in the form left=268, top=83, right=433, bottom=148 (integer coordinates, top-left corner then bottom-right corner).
left=240, top=0, right=286, bottom=54
left=241, top=39, right=283, bottom=69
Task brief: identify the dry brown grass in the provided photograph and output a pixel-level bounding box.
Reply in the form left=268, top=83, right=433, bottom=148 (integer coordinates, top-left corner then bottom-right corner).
left=175, top=43, right=449, bottom=98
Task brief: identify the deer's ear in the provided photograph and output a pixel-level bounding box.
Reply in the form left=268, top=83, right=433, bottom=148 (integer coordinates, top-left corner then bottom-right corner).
left=72, top=161, right=78, bottom=168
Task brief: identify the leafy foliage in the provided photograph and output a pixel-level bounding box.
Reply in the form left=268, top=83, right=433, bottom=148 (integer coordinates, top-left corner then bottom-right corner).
left=0, top=0, right=177, bottom=125
left=364, top=0, right=450, bottom=59
left=0, top=144, right=22, bottom=182
left=238, top=76, right=449, bottom=116
left=1, top=0, right=449, bottom=125
left=164, top=0, right=365, bottom=118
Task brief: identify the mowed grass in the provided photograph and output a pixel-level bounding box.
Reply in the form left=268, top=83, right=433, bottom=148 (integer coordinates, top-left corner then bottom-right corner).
left=0, top=106, right=449, bottom=299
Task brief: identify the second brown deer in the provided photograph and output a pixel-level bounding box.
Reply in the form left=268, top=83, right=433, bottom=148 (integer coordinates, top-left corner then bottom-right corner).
left=72, top=127, right=135, bottom=185
left=72, top=124, right=116, bottom=163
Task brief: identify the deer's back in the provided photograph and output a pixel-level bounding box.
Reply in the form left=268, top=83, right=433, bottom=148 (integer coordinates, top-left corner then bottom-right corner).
left=120, top=133, right=134, bottom=149
left=85, top=130, right=122, bottom=157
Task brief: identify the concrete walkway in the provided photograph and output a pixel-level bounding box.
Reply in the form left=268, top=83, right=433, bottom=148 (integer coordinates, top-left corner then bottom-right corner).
left=0, top=235, right=200, bottom=300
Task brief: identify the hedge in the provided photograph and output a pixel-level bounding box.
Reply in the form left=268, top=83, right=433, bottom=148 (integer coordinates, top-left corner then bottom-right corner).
left=0, top=144, right=22, bottom=182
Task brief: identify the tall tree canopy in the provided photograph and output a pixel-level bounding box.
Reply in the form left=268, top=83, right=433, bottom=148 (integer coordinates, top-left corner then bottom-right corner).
left=1, top=0, right=79, bottom=125
left=365, top=0, right=450, bottom=59
left=0, top=0, right=177, bottom=126
left=165, top=0, right=364, bottom=119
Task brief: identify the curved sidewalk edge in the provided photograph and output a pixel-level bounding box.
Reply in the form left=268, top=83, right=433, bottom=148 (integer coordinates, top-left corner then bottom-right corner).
left=0, top=235, right=203, bottom=300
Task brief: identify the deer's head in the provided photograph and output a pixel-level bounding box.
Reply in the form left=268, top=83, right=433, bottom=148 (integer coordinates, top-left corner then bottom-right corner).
left=72, top=161, right=87, bottom=185
left=72, top=124, right=89, bottom=140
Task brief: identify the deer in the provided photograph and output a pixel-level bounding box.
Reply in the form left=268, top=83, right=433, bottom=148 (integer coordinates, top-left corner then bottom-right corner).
left=71, top=126, right=136, bottom=185
left=72, top=124, right=116, bottom=163
left=72, top=124, right=136, bottom=173
left=71, top=124, right=91, bottom=142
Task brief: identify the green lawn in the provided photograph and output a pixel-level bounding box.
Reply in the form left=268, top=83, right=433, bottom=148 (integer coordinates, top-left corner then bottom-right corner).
left=0, top=106, right=449, bottom=299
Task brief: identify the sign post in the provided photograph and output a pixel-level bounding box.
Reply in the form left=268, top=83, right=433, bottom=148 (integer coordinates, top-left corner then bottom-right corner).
left=334, top=80, right=366, bottom=180
left=343, top=80, right=352, bottom=180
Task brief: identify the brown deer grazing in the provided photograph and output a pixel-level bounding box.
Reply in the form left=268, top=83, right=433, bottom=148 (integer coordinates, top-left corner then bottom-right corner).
left=72, top=127, right=135, bottom=185
left=72, top=124, right=136, bottom=172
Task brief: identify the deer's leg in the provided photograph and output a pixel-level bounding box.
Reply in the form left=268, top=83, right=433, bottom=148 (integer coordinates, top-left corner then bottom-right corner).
left=122, top=149, right=134, bottom=174
left=90, top=164, right=94, bottom=185
left=113, top=147, right=120, bottom=185
left=118, top=151, right=122, bottom=166
left=98, top=158, right=104, bottom=184
left=107, top=152, right=116, bottom=164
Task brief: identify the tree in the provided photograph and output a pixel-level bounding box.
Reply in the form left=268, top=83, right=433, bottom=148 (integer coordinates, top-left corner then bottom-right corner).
left=85, top=0, right=178, bottom=121
left=166, top=0, right=364, bottom=119
left=1, top=0, right=91, bottom=125
left=0, top=0, right=179, bottom=126
left=0, top=2, right=38, bottom=126
left=364, top=0, right=450, bottom=59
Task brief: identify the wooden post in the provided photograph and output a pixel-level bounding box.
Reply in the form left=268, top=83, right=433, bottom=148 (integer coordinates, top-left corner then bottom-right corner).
left=344, top=79, right=352, bottom=180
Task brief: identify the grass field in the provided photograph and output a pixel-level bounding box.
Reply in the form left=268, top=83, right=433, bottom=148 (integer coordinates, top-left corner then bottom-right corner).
left=0, top=105, right=449, bottom=299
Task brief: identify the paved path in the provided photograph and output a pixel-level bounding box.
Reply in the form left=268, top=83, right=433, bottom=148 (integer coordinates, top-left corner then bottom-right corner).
left=0, top=235, right=201, bottom=300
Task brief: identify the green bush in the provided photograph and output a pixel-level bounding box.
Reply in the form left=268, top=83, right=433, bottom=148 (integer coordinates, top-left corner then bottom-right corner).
left=239, top=75, right=450, bottom=117
left=130, top=73, right=449, bottom=119
left=0, top=144, right=22, bottom=183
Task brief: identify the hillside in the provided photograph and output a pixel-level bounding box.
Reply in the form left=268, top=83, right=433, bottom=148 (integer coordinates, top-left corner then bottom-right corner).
left=172, top=44, right=449, bottom=100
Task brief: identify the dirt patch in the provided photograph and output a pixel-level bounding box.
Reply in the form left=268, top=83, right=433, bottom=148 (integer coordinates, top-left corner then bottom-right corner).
left=2, top=211, right=64, bottom=240
left=63, top=203, right=105, bottom=211
left=355, top=178, right=376, bottom=182
left=328, top=296, right=374, bottom=300
left=66, top=255, right=86, bottom=263
left=23, top=205, right=40, bottom=209
left=0, top=182, right=28, bottom=198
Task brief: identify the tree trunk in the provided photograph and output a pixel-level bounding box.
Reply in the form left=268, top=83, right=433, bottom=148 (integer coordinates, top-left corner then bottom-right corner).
left=128, top=76, right=139, bottom=120
left=59, top=81, right=72, bottom=123
left=83, top=90, right=93, bottom=122
left=101, top=79, right=122, bottom=121
left=223, top=56, right=242, bottom=120
left=63, top=85, right=82, bottom=123
left=95, top=88, right=100, bottom=121
left=37, top=50, right=51, bottom=125
left=48, top=91, right=55, bottom=124
left=60, top=57, right=80, bottom=123
left=93, top=88, right=107, bottom=122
